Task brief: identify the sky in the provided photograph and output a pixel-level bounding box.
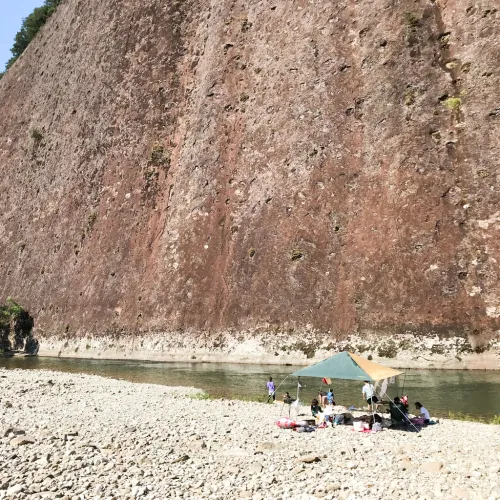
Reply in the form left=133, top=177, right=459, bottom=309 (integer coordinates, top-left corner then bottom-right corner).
left=0, top=0, right=44, bottom=70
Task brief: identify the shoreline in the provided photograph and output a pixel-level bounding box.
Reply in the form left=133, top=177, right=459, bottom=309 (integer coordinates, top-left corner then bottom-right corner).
left=34, top=330, right=500, bottom=371
left=0, top=369, right=499, bottom=500
left=5, top=351, right=500, bottom=373
left=3, top=355, right=500, bottom=421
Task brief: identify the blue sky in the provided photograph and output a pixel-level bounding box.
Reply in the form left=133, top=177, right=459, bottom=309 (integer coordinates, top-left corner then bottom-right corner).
left=0, top=0, right=44, bottom=70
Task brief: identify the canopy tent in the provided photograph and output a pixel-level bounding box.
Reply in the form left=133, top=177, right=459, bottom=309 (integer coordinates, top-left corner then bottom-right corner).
left=286, top=352, right=419, bottom=431
left=291, top=351, right=403, bottom=382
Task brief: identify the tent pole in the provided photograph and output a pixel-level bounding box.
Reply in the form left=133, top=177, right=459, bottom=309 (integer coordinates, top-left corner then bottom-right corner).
left=401, top=370, right=407, bottom=397
left=271, top=375, right=290, bottom=402
left=370, top=380, right=375, bottom=424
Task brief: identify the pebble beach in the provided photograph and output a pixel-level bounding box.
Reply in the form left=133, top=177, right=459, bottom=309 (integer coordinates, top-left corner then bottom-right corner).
left=0, top=369, right=499, bottom=500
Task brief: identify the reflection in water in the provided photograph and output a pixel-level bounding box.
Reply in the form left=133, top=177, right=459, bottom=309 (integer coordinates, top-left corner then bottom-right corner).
left=1, top=356, right=499, bottom=418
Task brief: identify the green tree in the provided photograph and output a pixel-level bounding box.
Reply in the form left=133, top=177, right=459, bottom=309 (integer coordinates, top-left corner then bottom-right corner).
left=2, top=0, right=62, bottom=75
left=0, top=298, right=34, bottom=352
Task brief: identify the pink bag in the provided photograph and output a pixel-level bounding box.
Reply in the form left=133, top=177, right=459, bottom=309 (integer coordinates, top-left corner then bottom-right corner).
left=410, top=417, right=425, bottom=426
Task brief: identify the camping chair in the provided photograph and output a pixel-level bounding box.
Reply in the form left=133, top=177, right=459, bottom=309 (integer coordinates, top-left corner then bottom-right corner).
left=280, top=396, right=296, bottom=416
left=389, top=402, right=410, bottom=430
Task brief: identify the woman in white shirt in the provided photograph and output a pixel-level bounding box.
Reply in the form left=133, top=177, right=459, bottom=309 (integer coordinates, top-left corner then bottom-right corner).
left=415, top=402, right=430, bottom=424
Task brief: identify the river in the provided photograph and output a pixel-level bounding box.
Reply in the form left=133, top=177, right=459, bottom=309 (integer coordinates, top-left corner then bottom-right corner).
left=1, top=356, right=499, bottom=419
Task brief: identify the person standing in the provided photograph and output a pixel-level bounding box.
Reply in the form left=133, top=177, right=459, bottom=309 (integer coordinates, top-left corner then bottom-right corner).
left=326, top=387, right=336, bottom=406
left=362, top=380, right=378, bottom=406
left=266, top=376, right=276, bottom=402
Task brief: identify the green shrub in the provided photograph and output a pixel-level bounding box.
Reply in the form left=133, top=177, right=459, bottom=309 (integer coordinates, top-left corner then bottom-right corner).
left=87, top=212, right=97, bottom=231
left=448, top=411, right=500, bottom=425
left=403, top=12, right=420, bottom=28
left=31, top=128, right=43, bottom=142
left=442, top=97, right=461, bottom=111
left=188, top=392, right=211, bottom=400
left=0, top=298, right=33, bottom=351
left=377, top=342, right=398, bottom=358
left=149, top=144, right=171, bottom=168
left=404, top=87, right=417, bottom=106
left=0, top=297, right=25, bottom=327
left=239, top=395, right=268, bottom=403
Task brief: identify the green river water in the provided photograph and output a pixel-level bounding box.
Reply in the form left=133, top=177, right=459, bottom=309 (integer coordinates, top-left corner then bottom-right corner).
left=1, top=356, right=499, bottom=419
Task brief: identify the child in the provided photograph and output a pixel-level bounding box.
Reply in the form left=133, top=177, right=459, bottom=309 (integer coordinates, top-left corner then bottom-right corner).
left=415, top=402, right=430, bottom=424
left=311, top=398, right=323, bottom=417
left=326, top=387, right=336, bottom=406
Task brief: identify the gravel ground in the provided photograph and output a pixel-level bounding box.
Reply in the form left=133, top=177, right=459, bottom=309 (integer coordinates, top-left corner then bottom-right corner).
left=0, top=368, right=499, bottom=500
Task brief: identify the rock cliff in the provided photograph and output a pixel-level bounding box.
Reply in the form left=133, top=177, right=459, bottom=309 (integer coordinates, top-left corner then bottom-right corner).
left=0, top=0, right=499, bottom=367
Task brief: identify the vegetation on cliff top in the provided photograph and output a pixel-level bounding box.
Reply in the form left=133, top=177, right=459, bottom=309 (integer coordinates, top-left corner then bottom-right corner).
left=0, top=0, right=62, bottom=79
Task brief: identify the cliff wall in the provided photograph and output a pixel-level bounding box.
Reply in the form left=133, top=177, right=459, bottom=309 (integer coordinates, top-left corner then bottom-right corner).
left=0, top=0, right=499, bottom=367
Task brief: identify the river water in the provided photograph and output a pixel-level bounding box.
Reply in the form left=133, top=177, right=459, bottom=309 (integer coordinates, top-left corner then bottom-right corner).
left=1, top=356, right=499, bottom=419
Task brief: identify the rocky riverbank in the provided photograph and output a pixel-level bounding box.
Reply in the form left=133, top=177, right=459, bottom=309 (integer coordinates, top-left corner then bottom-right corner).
left=37, top=330, right=500, bottom=370
left=0, top=369, right=499, bottom=500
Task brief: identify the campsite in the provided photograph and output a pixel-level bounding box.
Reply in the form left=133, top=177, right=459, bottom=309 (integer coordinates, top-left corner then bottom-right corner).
left=274, top=352, right=429, bottom=433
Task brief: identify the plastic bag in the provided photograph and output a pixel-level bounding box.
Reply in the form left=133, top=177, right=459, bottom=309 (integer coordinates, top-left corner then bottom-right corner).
left=315, top=413, right=326, bottom=424
left=353, top=421, right=370, bottom=432
left=276, top=417, right=296, bottom=428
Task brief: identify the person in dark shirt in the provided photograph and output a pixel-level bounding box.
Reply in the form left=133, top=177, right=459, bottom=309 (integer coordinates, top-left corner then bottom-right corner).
left=311, top=398, right=323, bottom=417
left=390, top=396, right=409, bottom=427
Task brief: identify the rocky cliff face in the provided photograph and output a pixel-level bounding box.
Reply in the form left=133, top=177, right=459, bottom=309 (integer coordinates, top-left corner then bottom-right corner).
left=0, top=0, right=499, bottom=367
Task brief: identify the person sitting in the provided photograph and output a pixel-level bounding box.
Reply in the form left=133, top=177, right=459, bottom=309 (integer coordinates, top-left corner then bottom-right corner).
left=323, top=405, right=335, bottom=423
left=326, top=387, right=336, bottom=406
left=415, top=402, right=430, bottom=425
left=389, top=396, right=409, bottom=428
left=310, top=398, right=323, bottom=417
left=333, top=412, right=353, bottom=425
